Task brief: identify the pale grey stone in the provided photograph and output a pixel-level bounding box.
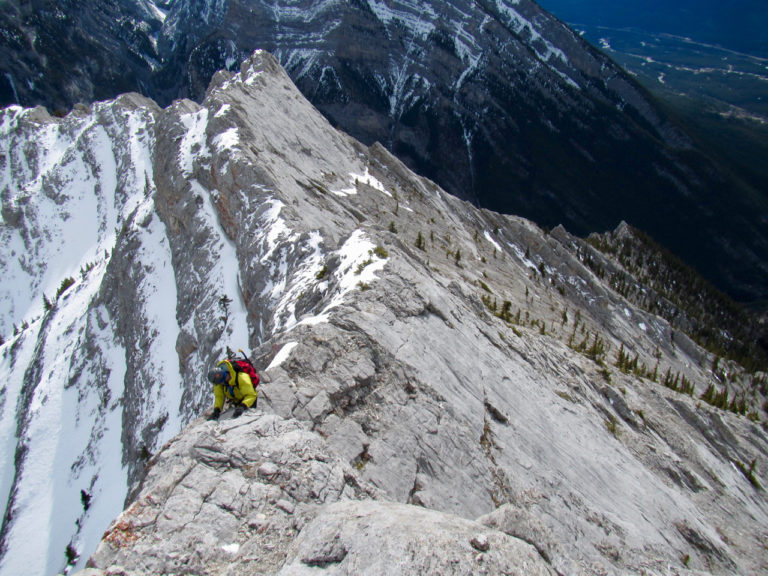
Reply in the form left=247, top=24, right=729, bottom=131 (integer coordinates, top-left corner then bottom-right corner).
left=259, top=462, right=279, bottom=478
left=276, top=500, right=296, bottom=515
left=326, top=419, right=368, bottom=465
left=470, top=534, right=490, bottom=552
left=278, top=501, right=555, bottom=575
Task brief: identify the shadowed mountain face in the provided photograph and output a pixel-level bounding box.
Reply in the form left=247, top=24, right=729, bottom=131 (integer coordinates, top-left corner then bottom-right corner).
left=1, top=1, right=767, bottom=302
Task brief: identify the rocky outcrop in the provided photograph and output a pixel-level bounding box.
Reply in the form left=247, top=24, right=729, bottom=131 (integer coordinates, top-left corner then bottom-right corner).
left=83, top=410, right=379, bottom=575
left=78, top=410, right=555, bottom=576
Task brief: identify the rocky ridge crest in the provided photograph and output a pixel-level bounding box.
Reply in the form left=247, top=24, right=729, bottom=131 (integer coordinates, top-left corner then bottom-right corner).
left=79, top=411, right=555, bottom=575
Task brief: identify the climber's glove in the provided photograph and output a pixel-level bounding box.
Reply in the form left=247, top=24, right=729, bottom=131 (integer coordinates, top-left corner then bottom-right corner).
left=233, top=403, right=247, bottom=418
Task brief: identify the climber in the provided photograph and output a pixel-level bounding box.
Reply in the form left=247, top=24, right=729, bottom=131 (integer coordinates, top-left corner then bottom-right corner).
left=206, top=359, right=258, bottom=421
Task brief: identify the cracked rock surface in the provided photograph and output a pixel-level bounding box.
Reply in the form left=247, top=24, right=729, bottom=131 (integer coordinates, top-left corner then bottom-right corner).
left=84, top=410, right=379, bottom=575
left=279, top=500, right=554, bottom=575
left=80, top=411, right=554, bottom=576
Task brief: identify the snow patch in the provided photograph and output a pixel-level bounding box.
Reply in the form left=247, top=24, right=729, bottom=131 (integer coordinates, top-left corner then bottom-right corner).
left=147, top=1, right=168, bottom=23
left=300, top=230, right=387, bottom=327
left=266, top=342, right=299, bottom=371
left=213, top=127, right=239, bottom=151
left=131, top=195, right=184, bottom=446
left=0, top=104, right=156, bottom=338
left=0, top=270, right=128, bottom=576
left=278, top=48, right=322, bottom=81
left=495, top=1, right=568, bottom=66
left=194, top=181, right=250, bottom=348
left=484, top=231, right=503, bottom=253
left=271, top=231, right=326, bottom=332
left=332, top=168, right=392, bottom=198
left=244, top=69, right=263, bottom=86
left=178, top=108, right=210, bottom=174
left=368, top=0, right=437, bottom=37
left=259, top=198, right=292, bottom=262
left=508, top=242, right=537, bottom=271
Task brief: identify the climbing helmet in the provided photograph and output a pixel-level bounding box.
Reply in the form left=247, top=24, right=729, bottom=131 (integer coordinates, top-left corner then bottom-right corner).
left=207, top=366, right=229, bottom=384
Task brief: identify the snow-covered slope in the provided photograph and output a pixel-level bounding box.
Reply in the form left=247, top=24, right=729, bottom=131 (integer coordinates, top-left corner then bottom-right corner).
left=1, top=51, right=767, bottom=576
left=0, top=94, right=187, bottom=575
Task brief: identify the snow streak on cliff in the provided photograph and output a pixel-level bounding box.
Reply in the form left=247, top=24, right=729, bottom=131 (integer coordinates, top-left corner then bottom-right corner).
left=0, top=96, right=179, bottom=575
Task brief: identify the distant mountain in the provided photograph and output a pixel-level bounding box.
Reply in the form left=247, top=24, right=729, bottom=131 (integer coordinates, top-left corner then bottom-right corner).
left=536, top=1, right=768, bottom=307
left=536, top=0, right=768, bottom=212
left=1, top=51, right=766, bottom=576
left=535, top=0, right=768, bottom=58
left=2, top=0, right=767, bottom=303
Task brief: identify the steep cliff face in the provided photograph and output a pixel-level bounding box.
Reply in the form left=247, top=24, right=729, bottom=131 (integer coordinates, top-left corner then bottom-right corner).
left=1, top=52, right=767, bottom=576
left=2, top=1, right=767, bottom=302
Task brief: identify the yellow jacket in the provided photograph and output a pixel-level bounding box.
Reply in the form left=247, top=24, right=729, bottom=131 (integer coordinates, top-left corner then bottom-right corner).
left=212, top=360, right=258, bottom=410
